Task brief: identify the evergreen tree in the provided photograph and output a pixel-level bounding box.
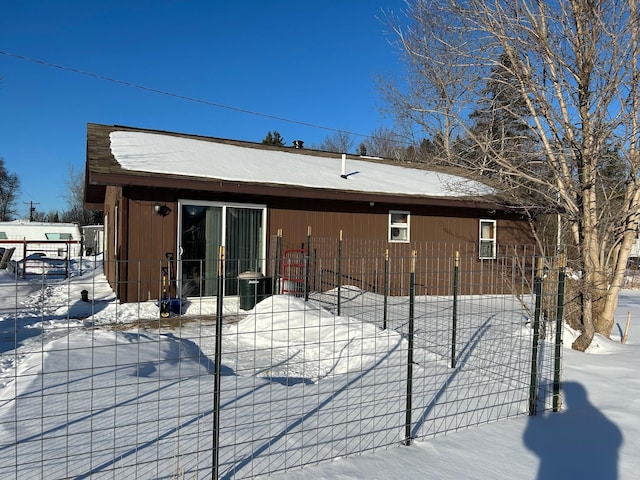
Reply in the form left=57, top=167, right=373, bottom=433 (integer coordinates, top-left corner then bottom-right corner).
left=463, top=52, right=539, bottom=177
left=262, top=131, right=285, bottom=146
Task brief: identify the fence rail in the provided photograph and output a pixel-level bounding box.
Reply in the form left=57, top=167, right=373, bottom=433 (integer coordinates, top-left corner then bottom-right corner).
left=0, top=246, right=564, bottom=479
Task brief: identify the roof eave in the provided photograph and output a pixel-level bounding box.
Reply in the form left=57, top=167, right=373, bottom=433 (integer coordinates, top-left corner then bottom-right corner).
left=87, top=169, right=501, bottom=209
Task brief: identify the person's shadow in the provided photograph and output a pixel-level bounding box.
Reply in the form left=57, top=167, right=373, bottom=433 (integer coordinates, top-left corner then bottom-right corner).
left=524, top=381, right=623, bottom=479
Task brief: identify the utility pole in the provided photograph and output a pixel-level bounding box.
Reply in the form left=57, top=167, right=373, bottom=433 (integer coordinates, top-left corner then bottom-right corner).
left=23, top=201, right=39, bottom=221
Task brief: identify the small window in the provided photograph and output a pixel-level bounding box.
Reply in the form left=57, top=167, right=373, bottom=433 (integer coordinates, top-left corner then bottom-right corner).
left=45, top=233, right=73, bottom=240
left=0, top=232, right=6, bottom=239
left=389, top=211, right=410, bottom=243
left=479, top=219, right=497, bottom=259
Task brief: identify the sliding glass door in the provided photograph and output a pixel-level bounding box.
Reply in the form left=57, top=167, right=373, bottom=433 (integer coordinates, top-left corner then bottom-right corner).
left=178, top=201, right=266, bottom=297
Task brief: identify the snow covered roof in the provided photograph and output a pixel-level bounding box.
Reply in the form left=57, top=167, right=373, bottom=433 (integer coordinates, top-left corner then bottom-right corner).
left=106, top=130, right=493, bottom=198
left=0, top=220, right=79, bottom=228
left=85, top=123, right=501, bottom=208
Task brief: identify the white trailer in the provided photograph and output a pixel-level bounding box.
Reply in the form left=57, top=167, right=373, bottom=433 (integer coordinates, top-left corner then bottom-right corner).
left=0, top=221, right=83, bottom=262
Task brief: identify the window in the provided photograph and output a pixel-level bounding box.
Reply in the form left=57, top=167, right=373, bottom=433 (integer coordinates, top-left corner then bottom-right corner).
left=479, top=219, right=497, bottom=259
left=389, top=210, right=410, bottom=243
left=45, top=233, right=73, bottom=240
left=0, top=232, right=6, bottom=239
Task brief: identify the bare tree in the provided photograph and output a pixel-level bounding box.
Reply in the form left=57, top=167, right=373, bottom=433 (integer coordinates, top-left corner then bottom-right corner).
left=314, top=130, right=356, bottom=154
left=31, top=210, right=62, bottom=222
left=385, top=0, right=640, bottom=350
left=360, top=127, right=412, bottom=160
left=0, top=157, right=20, bottom=221
left=63, top=164, right=99, bottom=225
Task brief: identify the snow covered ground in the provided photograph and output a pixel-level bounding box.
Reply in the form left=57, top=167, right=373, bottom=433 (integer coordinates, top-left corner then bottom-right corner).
left=275, top=294, right=640, bottom=480
left=0, top=257, right=637, bottom=479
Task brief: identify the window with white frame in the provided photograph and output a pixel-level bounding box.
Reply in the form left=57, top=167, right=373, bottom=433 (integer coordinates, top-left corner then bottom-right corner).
left=479, top=219, right=497, bottom=259
left=389, top=210, right=410, bottom=243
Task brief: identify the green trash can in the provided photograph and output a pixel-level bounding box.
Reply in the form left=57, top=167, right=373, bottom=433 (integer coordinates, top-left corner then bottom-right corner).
left=238, top=271, right=266, bottom=310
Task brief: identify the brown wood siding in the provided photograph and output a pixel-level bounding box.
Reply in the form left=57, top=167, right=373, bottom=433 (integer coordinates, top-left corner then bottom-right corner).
left=267, top=198, right=531, bottom=248
left=267, top=199, right=535, bottom=296
left=109, top=187, right=535, bottom=302
left=102, top=186, right=120, bottom=296
left=122, top=191, right=178, bottom=304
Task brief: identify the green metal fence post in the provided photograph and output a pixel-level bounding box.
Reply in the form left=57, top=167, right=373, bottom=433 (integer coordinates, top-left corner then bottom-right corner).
left=404, top=251, right=417, bottom=446
left=274, top=229, right=283, bottom=295
left=553, top=253, right=566, bottom=412
left=337, top=230, right=343, bottom=316
left=451, top=251, right=459, bottom=368
left=528, top=257, right=544, bottom=416
left=212, top=246, right=225, bottom=478
left=383, top=249, right=389, bottom=330
left=305, top=226, right=311, bottom=302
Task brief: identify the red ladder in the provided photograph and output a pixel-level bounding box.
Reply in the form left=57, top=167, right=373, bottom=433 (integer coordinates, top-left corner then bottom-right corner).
left=281, top=248, right=306, bottom=295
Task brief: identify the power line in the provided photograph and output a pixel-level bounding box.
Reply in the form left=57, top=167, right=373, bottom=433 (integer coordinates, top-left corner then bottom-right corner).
left=0, top=50, right=373, bottom=139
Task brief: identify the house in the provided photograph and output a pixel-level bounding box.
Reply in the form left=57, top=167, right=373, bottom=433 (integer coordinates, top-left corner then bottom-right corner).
left=84, top=123, right=536, bottom=304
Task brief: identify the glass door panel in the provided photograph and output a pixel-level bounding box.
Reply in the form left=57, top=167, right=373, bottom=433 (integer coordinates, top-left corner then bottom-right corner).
left=225, top=207, right=264, bottom=295
left=180, top=204, right=222, bottom=297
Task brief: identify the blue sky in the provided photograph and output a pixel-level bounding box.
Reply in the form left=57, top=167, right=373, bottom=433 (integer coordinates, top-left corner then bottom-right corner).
left=0, top=0, right=407, bottom=217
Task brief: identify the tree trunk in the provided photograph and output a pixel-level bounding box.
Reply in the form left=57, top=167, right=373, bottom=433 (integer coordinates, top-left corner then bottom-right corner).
left=592, top=270, right=612, bottom=337
left=573, top=185, right=600, bottom=351
left=572, top=291, right=595, bottom=351
left=597, top=226, right=636, bottom=336
left=597, top=292, right=618, bottom=337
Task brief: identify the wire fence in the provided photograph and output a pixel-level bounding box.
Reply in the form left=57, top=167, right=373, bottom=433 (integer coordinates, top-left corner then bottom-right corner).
left=0, top=243, right=565, bottom=479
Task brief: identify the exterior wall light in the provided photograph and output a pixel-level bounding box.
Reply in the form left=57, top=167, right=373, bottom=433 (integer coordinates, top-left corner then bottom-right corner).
left=154, top=203, right=170, bottom=217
